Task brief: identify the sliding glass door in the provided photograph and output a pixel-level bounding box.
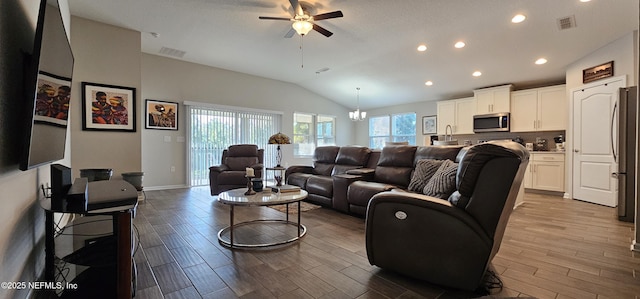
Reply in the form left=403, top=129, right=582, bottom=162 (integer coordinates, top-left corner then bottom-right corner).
left=186, top=104, right=281, bottom=186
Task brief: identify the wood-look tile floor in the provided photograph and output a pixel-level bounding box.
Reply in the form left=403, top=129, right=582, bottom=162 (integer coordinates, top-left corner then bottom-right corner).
left=128, top=187, right=638, bottom=299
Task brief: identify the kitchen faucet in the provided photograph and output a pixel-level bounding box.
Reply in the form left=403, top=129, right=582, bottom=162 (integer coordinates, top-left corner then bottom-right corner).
left=445, top=125, right=453, bottom=141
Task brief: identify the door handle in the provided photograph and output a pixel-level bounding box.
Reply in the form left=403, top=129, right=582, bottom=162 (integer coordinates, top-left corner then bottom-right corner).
left=574, top=149, right=580, bottom=153
left=611, top=101, right=618, bottom=163
left=611, top=173, right=618, bottom=178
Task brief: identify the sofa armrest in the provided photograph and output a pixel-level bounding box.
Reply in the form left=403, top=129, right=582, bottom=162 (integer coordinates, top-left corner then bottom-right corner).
left=345, top=168, right=375, bottom=180
left=285, top=165, right=314, bottom=178
left=332, top=174, right=366, bottom=212
left=209, top=165, right=229, bottom=173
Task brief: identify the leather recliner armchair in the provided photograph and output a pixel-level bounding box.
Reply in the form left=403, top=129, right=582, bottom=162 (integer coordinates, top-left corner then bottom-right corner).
left=209, top=144, right=264, bottom=195
left=365, top=141, right=529, bottom=291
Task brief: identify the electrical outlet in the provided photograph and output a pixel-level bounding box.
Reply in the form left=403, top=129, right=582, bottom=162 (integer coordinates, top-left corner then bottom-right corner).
left=170, top=166, right=175, bottom=172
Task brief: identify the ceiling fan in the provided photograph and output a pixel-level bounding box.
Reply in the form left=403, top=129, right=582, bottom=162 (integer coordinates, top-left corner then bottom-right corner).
left=258, top=0, right=343, bottom=37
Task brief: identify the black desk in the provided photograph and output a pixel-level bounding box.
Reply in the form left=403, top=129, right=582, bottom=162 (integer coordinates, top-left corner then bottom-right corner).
left=41, top=180, right=138, bottom=299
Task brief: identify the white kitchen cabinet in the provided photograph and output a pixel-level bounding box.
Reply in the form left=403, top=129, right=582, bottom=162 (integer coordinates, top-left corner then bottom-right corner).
left=436, top=97, right=476, bottom=135
left=511, top=85, right=566, bottom=132
left=437, top=100, right=455, bottom=135
left=474, top=84, right=512, bottom=114
left=524, top=152, right=565, bottom=192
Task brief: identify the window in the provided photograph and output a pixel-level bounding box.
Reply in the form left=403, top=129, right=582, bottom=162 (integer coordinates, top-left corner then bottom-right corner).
left=317, top=115, right=335, bottom=146
left=293, top=113, right=336, bottom=156
left=186, top=103, right=281, bottom=186
left=368, top=112, right=416, bottom=148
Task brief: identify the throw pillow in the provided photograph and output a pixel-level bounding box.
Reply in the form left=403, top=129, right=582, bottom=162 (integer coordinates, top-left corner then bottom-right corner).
left=423, top=159, right=458, bottom=199
left=407, top=159, right=444, bottom=193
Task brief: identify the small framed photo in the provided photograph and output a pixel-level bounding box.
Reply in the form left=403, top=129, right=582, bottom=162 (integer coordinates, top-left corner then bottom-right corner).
left=82, top=82, right=136, bottom=132
left=422, top=115, right=437, bottom=135
left=145, top=99, right=179, bottom=130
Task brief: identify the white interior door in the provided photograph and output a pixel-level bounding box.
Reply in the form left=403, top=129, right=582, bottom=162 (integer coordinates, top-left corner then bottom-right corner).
left=572, top=77, right=625, bottom=207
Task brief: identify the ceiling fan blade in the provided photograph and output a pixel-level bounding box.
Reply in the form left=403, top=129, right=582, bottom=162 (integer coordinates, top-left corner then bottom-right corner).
left=284, top=28, right=296, bottom=38
left=258, top=16, right=292, bottom=20
left=312, top=24, right=333, bottom=37
left=289, top=0, right=303, bottom=16
left=312, top=10, right=343, bottom=21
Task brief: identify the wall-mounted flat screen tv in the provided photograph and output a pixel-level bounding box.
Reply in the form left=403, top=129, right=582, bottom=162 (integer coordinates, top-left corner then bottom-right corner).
left=20, top=0, right=74, bottom=170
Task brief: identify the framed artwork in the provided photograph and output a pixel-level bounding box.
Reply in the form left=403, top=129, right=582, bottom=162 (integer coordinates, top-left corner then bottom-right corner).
left=583, top=61, right=614, bottom=84
left=82, top=82, right=136, bottom=132
left=145, top=99, right=179, bottom=130
left=34, top=71, right=72, bottom=127
left=422, top=115, right=437, bottom=135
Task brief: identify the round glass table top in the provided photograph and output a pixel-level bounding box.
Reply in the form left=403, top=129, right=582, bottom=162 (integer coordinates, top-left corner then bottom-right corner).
left=217, top=188, right=308, bottom=206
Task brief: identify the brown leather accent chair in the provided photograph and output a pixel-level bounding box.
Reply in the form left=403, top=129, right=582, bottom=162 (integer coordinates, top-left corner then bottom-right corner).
left=365, top=141, right=529, bottom=291
left=209, top=144, right=264, bottom=195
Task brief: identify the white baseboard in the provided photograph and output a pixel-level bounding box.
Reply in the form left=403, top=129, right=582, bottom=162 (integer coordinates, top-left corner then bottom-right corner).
left=142, top=184, right=189, bottom=191
left=632, top=240, right=640, bottom=252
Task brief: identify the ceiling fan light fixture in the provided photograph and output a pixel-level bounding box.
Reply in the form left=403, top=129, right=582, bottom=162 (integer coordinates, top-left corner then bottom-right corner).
left=292, top=20, right=313, bottom=35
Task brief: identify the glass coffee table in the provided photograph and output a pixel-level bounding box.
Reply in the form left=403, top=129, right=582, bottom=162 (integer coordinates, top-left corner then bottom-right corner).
left=217, top=188, right=308, bottom=248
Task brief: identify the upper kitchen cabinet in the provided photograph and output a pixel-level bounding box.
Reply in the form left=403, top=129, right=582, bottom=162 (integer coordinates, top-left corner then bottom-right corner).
left=511, top=85, right=567, bottom=132
left=474, top=84, right=513, bottom=114
left=437, top=97, right=476, bottom=135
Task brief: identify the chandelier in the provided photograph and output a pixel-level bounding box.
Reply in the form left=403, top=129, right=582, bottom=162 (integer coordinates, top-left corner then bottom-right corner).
left=349, top=87, right=366, bottom=121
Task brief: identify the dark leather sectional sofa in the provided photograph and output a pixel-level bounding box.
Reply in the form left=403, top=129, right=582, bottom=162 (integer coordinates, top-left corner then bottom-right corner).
left=285, top=143, right=466, bottom=216
left=286, top=141, right=529, bottom=291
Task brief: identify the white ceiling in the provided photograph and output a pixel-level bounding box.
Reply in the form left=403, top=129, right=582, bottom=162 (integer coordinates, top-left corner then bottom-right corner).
left=67, top=0, right=638, bottom=110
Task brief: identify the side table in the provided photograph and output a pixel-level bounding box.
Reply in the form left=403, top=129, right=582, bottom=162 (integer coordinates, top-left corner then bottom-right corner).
left=266, top=166, right=287, bottom=186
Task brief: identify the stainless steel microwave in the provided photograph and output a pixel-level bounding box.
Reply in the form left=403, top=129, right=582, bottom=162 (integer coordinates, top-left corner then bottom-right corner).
left=473, top=112, right=510, bottom=133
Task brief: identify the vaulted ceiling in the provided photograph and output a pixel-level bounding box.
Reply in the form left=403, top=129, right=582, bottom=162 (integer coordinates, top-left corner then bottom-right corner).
left=67, top=0, right=639, bottom=109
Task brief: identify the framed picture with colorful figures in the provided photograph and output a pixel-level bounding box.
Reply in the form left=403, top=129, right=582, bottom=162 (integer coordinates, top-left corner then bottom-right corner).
left=81, top=82, right=136, bottom=132
left=145, top=99, right=178, bottom=130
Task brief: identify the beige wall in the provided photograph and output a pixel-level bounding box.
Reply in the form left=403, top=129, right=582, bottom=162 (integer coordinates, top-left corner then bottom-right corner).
left=69, top=17, right=142, bottom=178
left=140, top=54, right=354, bottom=188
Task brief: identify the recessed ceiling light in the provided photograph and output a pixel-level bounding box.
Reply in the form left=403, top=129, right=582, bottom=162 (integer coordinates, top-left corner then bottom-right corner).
left=425, top=81, right=433, bottom=86
left=580, top=0, right=591, bottom=2
left=472, top=71, right=482, bottom=77
left=454, top=41, right=466, bottom=48
left=512, top=14, right=526, bottom=23
left=535, top=58, right=548, bottom=65
left=417, top=44, right=427, bottom=52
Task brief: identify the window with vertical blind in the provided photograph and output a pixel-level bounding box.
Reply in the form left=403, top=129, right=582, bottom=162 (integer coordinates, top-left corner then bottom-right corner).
left=185, top=102, right=282, bottom=186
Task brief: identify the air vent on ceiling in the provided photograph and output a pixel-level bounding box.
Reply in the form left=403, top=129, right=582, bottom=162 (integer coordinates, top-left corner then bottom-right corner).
left=159, top=47, right=186, bottom=58
left=557, top=15, right=576, bottom=31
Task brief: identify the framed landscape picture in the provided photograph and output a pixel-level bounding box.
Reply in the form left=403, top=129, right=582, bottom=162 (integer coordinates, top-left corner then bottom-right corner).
left=422, top=115, right=437, bottom=135
left=145, top=99, right=179, bottom=130
left=82, top=82, right=136, bottom=132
